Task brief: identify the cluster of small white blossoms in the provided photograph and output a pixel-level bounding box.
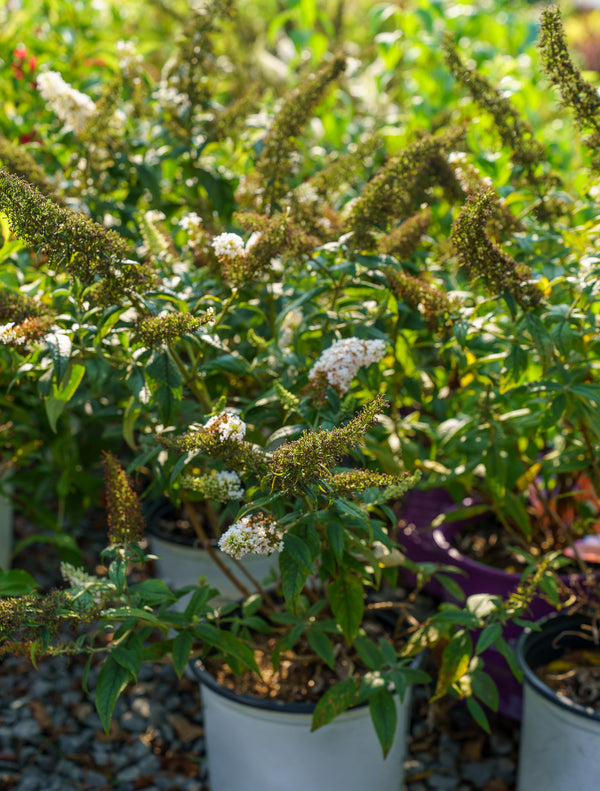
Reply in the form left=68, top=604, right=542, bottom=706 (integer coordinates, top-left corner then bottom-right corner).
left=116, top=39, right=143, bottom=75
left=37, top=70, right=96, bottom=135
left=153, top=58, right=191, bottom=115
left=179, top=212, right=202, bottom=232
left=309, top=337, right=387, bottom=395
left=218, top=514, right=283, bottom=559
left=204, top=411, right=247, bottom=442
left=211, top=232, right=261, bottom=260
left=212, top=469, right=245, bottom=499
left=211, top=232, right=245, bottom=259
left=0, top=323, right=26, bottom=346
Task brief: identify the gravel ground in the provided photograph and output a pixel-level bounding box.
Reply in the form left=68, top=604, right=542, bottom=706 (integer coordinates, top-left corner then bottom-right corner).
left=0, top=513, right=520, bottom=790
left=0, top=653, right=519, bottom=791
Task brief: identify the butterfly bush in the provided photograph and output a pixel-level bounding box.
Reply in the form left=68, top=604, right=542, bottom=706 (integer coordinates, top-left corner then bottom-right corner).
left=36, top=70, right=97, bottom=135
left=218, top=513, right=283, bottom=559
left=308, top=337, right=387, bottom=395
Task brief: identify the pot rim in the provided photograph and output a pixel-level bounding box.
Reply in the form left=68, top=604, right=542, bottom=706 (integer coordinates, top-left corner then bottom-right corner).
left=516, top=611, right=600, bottom=723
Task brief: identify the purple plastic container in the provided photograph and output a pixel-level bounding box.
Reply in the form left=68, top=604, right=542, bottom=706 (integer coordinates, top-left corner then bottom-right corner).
left=397, top=488, right=585, bottom=720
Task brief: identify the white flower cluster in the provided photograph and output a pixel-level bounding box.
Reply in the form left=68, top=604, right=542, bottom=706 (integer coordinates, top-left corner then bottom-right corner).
left=37, top=70, right=96, bottom=135
left=211, top=232, right=245, bottom=259
left=278, top=308, right=303, bottom=350
left=211, top=232, right=262, bottom=261
left=218, top=514, right=283, bottom=559
left=0, top=323, right=26, bottom=346
left=204, top=411, right=247, bottom=442
left=212, top=469, right=245, bottom=500
left=309, top=337, right=387, bottom=395
left=179, top=212, right=203, bottom=232
left=116, top=39, right=142, bottom=74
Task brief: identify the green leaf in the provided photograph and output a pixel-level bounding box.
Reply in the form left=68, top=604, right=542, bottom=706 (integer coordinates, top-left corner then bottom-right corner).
left=101, top=606, right=164, bottom=628
left=328, top=572, right=364, bottom=643
left=95, top=657, right=132, bottom=732
left=202, top=353, right=253, bottom=376
left=354, top=634, right=384, bottom=669
left=466, top=696, right=491, bottom=732
left=280, top=533, right=312, bottom=611
left=184, top=584, right=213, bottom=618
left=172, top=631, right=194, bottom=677
left=525, top=314, right=553, bottom=374
left=45, top=331, right=72, bottom=384
left=306, top=628, right=335, bottom=669
left=111, top=635, right=142, bottom=682
left=146, top=349, right=183, bottom=422
left=471, top=670, right=499, bottom=712
left=311, top=678, right=358, bottom=731
left=108, top=555, right=129, bottom=594
left=192, top=622, right=259, bottom=673
left=45, top=362, right=85, bottom=432
left=496, top=636, right=523, bottom=682
left=0, top=569, right=39, bottom=595
left=334, top=498, right=369, bottom=526
left=369, top=688, right=398, bottom=757
left=436, top=574, right=465, bottom=602
left=433, top=630, right=472, bottom=700
left=475, top=623, right=502, bottom=655
left=326, top=522, right=345, bottom=563
left=129, top=578, right=177, bottom=605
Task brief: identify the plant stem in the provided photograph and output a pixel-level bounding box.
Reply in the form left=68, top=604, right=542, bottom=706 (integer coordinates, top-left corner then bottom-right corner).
left=181, top=495, right=252, bottom=599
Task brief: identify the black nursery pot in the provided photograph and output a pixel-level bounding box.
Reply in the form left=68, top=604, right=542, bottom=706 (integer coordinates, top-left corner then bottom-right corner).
left=515, top=612, right=600, bottom=791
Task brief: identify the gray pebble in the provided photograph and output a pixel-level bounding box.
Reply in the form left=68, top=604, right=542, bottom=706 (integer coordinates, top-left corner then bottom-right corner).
left=13, top=718, right=41, bottom=740
left=490, top=730, right=516, bottom=755
left=460, top=760, right=495, bottom=787
left=85, top=769, right=111, bottom=787
left=121, top=711, right=148, bottom=733
left=427, top=774, right=459, bottom=789
left=492, top=756, right=516, bottom=784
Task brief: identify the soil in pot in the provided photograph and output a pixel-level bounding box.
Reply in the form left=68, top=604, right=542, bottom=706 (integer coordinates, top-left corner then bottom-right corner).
left=203, top=604, right=411, bottom=704
left=533, top=629, right=600, bottom=711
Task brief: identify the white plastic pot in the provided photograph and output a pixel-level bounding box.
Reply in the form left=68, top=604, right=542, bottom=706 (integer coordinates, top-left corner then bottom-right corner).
left=517, top=613, right=600, bottom=791
left=148, top=531, right=279, bottom=608
left=192, top=663, right=414, bottom=791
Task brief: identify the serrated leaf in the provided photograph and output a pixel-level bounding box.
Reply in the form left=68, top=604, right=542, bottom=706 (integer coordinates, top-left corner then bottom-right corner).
left=328, top=572, right=364, bottom=643
left=311, top=678, right=358, bottom=731
left=95, top=657, right=132, bottom=732
left=369, top=688, right=398, bottom=757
